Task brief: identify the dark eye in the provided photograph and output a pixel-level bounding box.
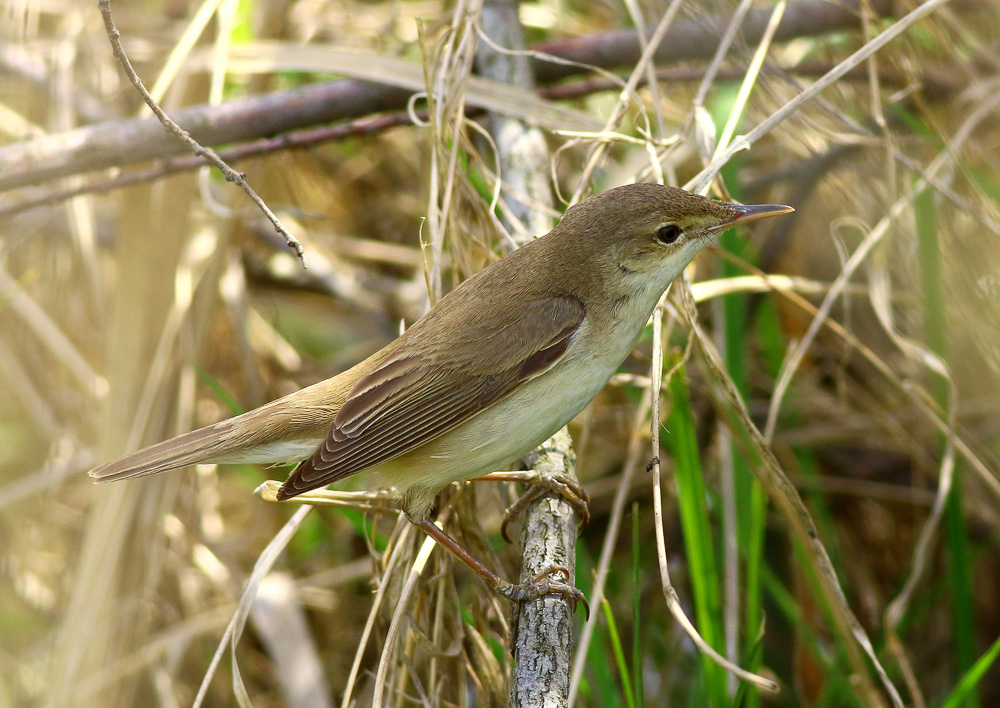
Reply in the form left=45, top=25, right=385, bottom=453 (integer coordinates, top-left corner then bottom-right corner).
left=656, top=224, right=682, bottom=245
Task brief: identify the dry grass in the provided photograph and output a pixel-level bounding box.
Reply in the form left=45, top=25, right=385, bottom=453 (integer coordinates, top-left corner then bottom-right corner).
left=2, top=0, right=999, bottom=706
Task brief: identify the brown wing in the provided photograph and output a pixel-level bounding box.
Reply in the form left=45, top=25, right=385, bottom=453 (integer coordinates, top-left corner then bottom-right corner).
left=276, top=296, right=584, bottom=499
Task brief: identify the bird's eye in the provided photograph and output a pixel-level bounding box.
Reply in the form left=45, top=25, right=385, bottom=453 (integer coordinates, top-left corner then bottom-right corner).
left=655, top=224, right=682, bottom=245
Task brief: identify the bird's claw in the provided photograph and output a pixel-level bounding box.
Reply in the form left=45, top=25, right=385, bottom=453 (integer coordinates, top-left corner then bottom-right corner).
left=500, top=565, right=589, bottom=620
left=500, top=473, right=591, bottom=543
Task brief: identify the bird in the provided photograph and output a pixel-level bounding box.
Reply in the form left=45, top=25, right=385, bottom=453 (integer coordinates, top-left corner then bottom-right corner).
left=89, top=183, right=793, bottom=604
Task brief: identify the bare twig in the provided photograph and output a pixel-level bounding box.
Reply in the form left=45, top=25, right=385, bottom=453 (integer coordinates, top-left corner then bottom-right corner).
left=530, top=0, right=900, bottom=83
left=0, top=0, right=915, bottom=194
left=96, top=0, right=305, bottom=265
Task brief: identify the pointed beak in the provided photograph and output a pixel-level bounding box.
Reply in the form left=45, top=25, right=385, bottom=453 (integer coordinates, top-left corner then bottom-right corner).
left=709, top=203, right=795, bottom=232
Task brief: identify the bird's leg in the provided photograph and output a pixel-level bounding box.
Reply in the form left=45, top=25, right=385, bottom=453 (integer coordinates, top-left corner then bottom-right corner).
left=408, top=516, right=588, bottom=617
left=472, top=470, right=591, bottom=543
left=258, top=480, right=588, bottom=616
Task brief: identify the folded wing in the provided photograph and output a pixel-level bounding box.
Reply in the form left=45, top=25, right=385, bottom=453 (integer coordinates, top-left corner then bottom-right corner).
left=277, top=295, right=584, bottom=499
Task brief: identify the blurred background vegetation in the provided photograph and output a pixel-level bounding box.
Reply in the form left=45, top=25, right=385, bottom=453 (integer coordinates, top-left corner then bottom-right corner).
left=1, top=0, right=999, bottom=706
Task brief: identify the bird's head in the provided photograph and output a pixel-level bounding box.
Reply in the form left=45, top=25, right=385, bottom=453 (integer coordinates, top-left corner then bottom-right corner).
left=549, top=183, right=793, bottom=304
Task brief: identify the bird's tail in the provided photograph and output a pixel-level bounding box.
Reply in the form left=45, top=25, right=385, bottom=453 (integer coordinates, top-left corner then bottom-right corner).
left=88, top=422, right=236, bottom=482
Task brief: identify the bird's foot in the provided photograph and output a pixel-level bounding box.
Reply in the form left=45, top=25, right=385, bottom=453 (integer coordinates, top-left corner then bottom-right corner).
left=500, top=565, right=589, bottom=621
left=490, top=471, right=590, bottom=543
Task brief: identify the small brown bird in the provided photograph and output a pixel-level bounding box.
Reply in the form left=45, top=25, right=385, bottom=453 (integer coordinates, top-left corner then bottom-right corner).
left=90, top=183, right=792, bottom=603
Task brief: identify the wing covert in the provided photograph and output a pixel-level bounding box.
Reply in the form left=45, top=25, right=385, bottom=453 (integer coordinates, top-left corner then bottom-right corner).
left=277, top=295, right=584, bottom=499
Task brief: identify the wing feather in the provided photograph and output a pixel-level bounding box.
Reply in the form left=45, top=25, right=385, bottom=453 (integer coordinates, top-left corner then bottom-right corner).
left=277, top=296, right=584, bottom=499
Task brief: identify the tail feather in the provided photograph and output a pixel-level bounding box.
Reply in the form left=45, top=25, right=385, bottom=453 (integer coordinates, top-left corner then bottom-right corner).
left=88, top=423, right=234, bottom=482
left=88, top=374, right=352, bottom=484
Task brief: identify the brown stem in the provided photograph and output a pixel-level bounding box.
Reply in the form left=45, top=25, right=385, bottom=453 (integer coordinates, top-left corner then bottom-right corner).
left=97, top=0, right=304, bottom=263
left=0, top=0, right=916, bottom=193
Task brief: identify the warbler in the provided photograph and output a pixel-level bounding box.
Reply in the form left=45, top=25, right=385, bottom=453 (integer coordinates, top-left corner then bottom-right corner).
left=90, top=183, right=792, bottom=603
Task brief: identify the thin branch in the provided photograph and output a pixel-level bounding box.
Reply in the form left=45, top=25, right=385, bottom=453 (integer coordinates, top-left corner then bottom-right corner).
left=0, top=55, right=965, bottom=220
left=0, top=0, right=915, bottom=194
left=530, top=0, right=900, bottom=83
left=96, top=0, right=305, bottom=265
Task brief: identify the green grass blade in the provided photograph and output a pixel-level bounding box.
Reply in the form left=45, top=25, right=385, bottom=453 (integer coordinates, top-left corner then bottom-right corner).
left=667, top=367, right=726, bottom=707
left=632, top=502, right=644, bottom=708
left=601, top=598, right=636, bottom=708
left=718, top=156, right=770, bottom=707
left=916, top=187, right=977, bottom=707
left=938, top=633, right=1000, bottom=708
